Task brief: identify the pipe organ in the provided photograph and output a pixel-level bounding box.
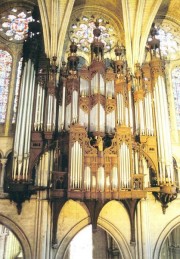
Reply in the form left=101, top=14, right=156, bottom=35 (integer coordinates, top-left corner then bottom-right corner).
left=8, top=20, right=178, bottom=217
left=12, top=53, right=36, bottom=181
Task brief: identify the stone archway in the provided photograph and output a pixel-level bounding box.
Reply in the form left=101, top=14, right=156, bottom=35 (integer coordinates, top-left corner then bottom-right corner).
left=153, top=215, right=180, bottom=259
left=55, top=216, right=132, bottom=259
left=0, top=214, right=32, bottom=259
left=98, top=217, right=133, bottom=259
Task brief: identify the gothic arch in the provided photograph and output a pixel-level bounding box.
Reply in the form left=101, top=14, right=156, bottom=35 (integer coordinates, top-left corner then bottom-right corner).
left=0, top=214, right=32, bottom=259
left=55, top=217, right=89, bottom=259
left=153, top=215, right=180, bottom=259
left=55, top=215, right=132, bottom=259
left=98, top=216, right=133, bottom=259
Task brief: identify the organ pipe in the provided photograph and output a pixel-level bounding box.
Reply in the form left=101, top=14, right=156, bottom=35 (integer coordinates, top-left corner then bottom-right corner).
left=13, top=59, right=36, bottom=181
left=97, top=166, right=105, bottom=191
left=72, top=90, right=78, bottom=123
left=70, top=141, right=82, bottom=189
left=154, top=76, right=174, bottom=183
left=84, top=166, right=91, bottom=190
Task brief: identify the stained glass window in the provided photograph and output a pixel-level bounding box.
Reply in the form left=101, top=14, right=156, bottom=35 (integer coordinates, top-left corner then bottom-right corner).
left=0, top=50, right=12, bottom=123
left=0, top=8, right=32, bottom=41
left=172, top=67, right=180, bottom=129
left=12, top=58, right=23, bottom=123
left=69, top=15, right=118, bottom=53
left=156, top=28, right=180, bottom=57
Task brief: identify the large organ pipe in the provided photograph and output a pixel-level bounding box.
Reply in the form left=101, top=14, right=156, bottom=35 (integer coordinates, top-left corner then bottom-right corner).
left=70, top=144, right=74, bottom=188
left=14, top=63, right=27, bottom=156
left=139, top=99, right=145, bottom=134
left=18, top=60, right=32, bottom=158
left=38, top=86, right=42, bottom=130
left=80, top=78, right=89, bottom=96
left=127, top=145, right=130, bottom=187
left=120, top=144, right=124, bottom=188
left=65, top=103, right=71, bottom=130
left=74, top=142, right=77, bottom=188
left=70, top=141, right=83, bottom=189
left=84, top=166, right=91, bottom=190
left=72, top=90, right=78, bottom=123
left=111, top=166, right=118, bottom=189
left=135, top=102, right=139, bottom=134
left=34, top=83, right=40, bottom=130
left=61, top=84, right=66, bottom=128
left=100, top=74, right=104, bottom=95
left=148, top=93, right=154, bottom=135
left=106, top=111, right=115, bottom=133
left=99, top=104, right=105, bottom=132
left=128, top=90, right=133, bottom=129
left=159, top=76, right=173, bottom=181
left=76, top=142, right=79, bottom=188
left=53, top=98, right=56, bottom=130
left=25, top=69, right=35, bottom=154
left=135, top=151, right=138, bottom=174
left=125, top=144, right=129, bottom=187
left=159, top=76, right=173, bottom=182
left=117, top=93, right=120, bottom=124
left=25, top=71, right=35, bottom=180
left=92, top=175, right=96, bottom=190
left=154, top=87, right=163, bottom=182
left=142, top=157, right=149, bottom=187
left=79, top=146, right=82, bottom=188
left=98, top=166, right=104, bottom=191
left=58, top=105, right=62, bottom=131
left=158, top=79, right=168, bottom=180
left=40, top=88, right=45, bottom=130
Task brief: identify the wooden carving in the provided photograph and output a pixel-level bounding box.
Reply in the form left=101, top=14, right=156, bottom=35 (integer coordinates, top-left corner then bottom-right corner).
left=106, top=98, right=116, bottom=113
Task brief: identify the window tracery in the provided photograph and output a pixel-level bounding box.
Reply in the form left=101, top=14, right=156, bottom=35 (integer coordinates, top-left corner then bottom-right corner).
left=69, top=15, right=118, bottom=53
left=157, top=28, right=180, bottom=57
left=0, top=8, right=32, bottom=42
left=153, top=21, right=180, bottom=58
left=0, top=49, right=12, bottom=123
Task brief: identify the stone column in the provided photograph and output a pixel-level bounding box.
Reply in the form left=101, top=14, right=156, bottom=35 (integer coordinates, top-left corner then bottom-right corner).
left=140, top=198, right=152, bottom=259
left=0, top=159, right=7, bottom=190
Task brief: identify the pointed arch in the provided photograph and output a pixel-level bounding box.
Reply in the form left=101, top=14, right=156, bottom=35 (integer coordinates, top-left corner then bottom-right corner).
left=153, top=215, right=180, bottom=259
left=0, top=214, right=32, bottom=259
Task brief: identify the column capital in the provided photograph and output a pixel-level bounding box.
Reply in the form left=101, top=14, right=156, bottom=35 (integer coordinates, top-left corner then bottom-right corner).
left=0, top=159, right=7, bottom=166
